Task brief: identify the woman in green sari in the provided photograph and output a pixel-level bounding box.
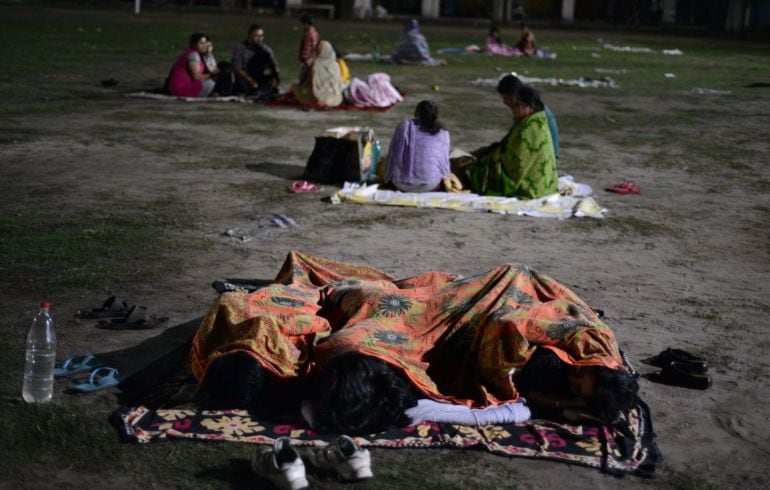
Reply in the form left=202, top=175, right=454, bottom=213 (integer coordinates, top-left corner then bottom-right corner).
left=467, top=86, right=558, bottom=199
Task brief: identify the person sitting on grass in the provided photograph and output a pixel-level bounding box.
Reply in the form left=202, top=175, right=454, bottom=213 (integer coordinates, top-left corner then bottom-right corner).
left=485, top=26, right=519, bottom=57
left=298, top=13, right=320, bottom=80
left=478, top=74, right=559, bottom=160
left=513, top=24, right=556, bottom=59
left=232, top=24, right=280, bottom=100
left=466, top=84, right=558, bottom=199
left=332, top=44, right=351, bottom=87
left=384, top=100, right=450, bottom=193
left=516, top=25, right=537, bottom=56
left=168, top=33, right=217, bottom=98
left=290, top=40, right=343, bottom=107
left=391, top=19, right=446, bottom=66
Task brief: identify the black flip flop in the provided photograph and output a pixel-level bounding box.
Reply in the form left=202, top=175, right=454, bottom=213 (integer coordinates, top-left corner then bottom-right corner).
left=641, top=348, right=708, bottom=374
left=646, top=362, right=712, bottom=390
left=96, top=305, right=168, bottom=330
left=77, top=296, right=133, bottom=319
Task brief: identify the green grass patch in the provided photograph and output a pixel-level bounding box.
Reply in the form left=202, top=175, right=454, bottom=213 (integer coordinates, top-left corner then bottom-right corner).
left=0, top=197, right=190, bottom=296
left=0, top=126, right=52, bottom=145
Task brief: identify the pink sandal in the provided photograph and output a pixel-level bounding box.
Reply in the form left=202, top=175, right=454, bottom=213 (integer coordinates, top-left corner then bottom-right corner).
left=605, top=180, right=641, bottom=194
left=289, top=180, right=321, bottom=193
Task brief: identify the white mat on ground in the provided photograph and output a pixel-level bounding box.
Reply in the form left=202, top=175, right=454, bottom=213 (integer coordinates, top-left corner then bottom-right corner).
left=342, top=53, right=393, bottom=62
left=471, top=75, right=617, bottom=89
left=331, top=176, right=607, bottom=219
left=126, top=92, right=251, bottom=103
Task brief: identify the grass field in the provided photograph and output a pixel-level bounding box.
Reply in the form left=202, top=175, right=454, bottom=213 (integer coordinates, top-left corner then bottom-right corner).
left=1, top=1, right=769, bottom=488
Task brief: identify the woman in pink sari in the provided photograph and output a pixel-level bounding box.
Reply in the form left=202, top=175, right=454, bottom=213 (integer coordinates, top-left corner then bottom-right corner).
left=485, top=26, right=520, bottom=57
left=343, top=73, right=402, bottom=108
left=168, top=33, right=217, bottom=97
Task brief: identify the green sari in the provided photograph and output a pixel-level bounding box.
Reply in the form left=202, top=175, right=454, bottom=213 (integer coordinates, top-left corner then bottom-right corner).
left=468, top=110, right=558, bottom=199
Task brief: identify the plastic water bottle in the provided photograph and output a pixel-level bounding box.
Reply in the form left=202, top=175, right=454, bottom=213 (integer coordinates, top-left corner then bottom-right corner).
left=369, top=140, right=381, bottom=182
left=371, top=42, right=380, bottom=63
left=22, top=302, right=57, bottom=403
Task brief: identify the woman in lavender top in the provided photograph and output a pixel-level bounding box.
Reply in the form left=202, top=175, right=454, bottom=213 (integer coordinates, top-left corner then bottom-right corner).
left=384, top=100, right=450, bottom=193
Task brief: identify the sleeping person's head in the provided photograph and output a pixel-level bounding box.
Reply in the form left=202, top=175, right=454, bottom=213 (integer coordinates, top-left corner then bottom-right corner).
left=517, top=348, right=639, bottom=423
left=583, top=366, right=640, bottom=422
left=316, top=352, right=418, bottom=435
left=198, top=351, right=266, bottom=410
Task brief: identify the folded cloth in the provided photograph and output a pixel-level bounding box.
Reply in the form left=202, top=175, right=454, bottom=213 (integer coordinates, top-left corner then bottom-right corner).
left=405, top=399, right=531, bottom=425
left=442, top=173, right=469, bottom=193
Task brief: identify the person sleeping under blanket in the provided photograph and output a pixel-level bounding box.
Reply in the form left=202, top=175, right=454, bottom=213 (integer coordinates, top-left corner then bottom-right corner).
left=190, top=251, right=638, bottom=435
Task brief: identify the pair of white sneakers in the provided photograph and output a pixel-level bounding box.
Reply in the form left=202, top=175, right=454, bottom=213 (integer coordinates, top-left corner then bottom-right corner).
left=251, top=435, right=373, bottom=490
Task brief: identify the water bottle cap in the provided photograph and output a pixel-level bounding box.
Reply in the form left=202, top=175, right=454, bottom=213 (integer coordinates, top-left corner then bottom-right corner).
left=40, top=302, right=50, bottom=309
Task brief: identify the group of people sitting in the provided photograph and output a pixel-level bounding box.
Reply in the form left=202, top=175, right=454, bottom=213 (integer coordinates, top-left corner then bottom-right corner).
left=389, top=20, right=552, bottom=64
left=192, top=251, right=640, bottom=436
left=383, top=74, right=559, bottom=200
left=166, top=15, right=401, bottom=108
left=166, top=20, right=559, bottom=200
left=485, top=24, right=555, bottom=58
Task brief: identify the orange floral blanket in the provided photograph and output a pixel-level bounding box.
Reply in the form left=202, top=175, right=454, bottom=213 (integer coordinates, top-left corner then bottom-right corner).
left=191, top=251, right=624, bottom=407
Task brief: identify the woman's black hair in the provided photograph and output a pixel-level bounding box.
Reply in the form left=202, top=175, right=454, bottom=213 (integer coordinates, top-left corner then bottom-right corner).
left=515, top=85, right=545, bottom=112
left=317, top=352, right=418, bottom=435
left=189, top=32, right=207, bottom=48
left=198, top=351, right=265, bottom=410
left=514, top=347, right=570, bottom=395
left=496, top=73, right=524, bottom=96
left=414, top=100, right=443, bottom=135
left=589, top=367, right=639, bottom=422
left=300, top=13, right=315, bottom=26
left=330, top=42, right=342, bottom=60
left=489, top=25, right=500, bottom=37
left=515, top=348, right=639, bottom=423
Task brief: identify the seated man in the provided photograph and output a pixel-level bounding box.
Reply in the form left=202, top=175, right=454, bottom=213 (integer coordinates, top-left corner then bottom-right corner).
left=232, top=24, right=280, bottom=99
left=467, top=84, right=558, bottom=199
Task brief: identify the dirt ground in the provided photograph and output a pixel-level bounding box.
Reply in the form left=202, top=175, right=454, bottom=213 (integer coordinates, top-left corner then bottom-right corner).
left=3, top=6, right=770, bottom=489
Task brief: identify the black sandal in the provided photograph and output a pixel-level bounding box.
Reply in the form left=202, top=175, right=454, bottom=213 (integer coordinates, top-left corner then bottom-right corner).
left=641, top=348, right=708, bottom=374
left=646, top=361, right=712, bottom=390
left=96, top=305, right=168, bottom=330
left=77, top=296, right=133, bottom=319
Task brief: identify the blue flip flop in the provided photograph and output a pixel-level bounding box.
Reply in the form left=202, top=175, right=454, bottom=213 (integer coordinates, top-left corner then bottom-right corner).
left=71, top=367, right=121, bottom=393
left=54, top=354, right=103, bottom=378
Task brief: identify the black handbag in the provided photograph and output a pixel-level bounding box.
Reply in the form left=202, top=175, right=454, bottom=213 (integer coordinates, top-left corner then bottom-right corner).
left=303, top=135, right=369, bottom=184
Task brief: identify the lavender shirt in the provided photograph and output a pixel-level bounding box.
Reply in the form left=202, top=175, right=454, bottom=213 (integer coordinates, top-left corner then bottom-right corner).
left=385, top=119, right=450, bottom=185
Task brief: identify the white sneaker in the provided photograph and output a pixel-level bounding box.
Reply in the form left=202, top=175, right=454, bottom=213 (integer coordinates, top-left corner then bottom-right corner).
left=307, top=435, right=373, bottom=481
left=251, top=437, right=309, bottom=490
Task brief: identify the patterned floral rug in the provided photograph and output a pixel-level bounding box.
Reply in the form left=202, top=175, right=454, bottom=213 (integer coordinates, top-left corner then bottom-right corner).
left=115, top=399, right=660, bottom=477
